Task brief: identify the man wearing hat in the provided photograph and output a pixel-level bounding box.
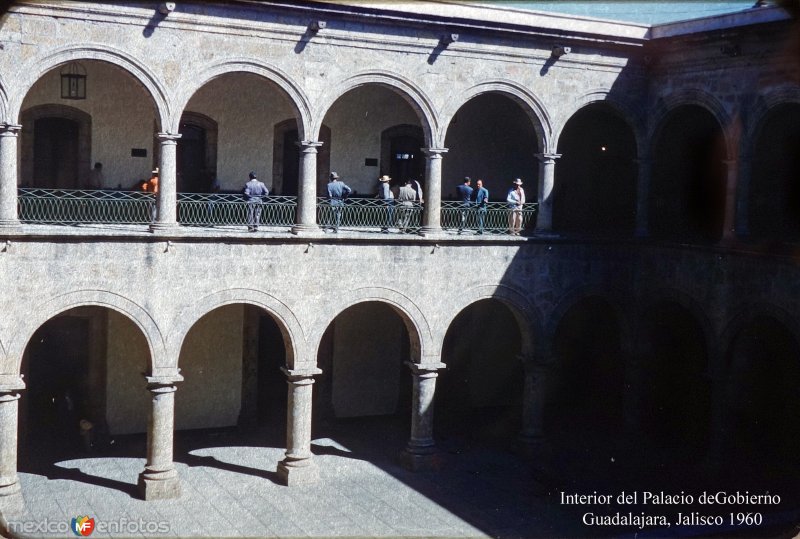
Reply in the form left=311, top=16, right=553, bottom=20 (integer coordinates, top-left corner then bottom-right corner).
left=243, top=171, right=269, bottom=232
left=506, top=178, right=526, bottom=236
left=326, top=171, right=352, bottom=233
left=376, top=175, right=395, bottom=232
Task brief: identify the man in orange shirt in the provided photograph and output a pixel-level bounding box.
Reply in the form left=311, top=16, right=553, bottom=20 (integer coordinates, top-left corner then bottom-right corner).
left=142, top=168, right=159, bottom=221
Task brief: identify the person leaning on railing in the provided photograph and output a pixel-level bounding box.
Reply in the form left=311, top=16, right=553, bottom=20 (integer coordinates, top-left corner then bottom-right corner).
left=142, top=168, right=159, bottom=221
left=376, top=175, right=395, bottom=233
left=396, top=178, right=417, bottom=233
left=474, top=178, right=489, bottom=235
left=243, top=171, right=269, bottom=232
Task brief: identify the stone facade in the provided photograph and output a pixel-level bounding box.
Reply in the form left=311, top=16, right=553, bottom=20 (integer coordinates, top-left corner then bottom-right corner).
left=0, top=0, right=797, bottom=502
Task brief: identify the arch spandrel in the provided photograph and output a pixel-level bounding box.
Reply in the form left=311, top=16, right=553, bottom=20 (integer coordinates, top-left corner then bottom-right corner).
left=171, top=59, right=313, bottom=139
left=442, top=80, right=552, bottom=153
left=168, top=288, right=305, bottom=371
left=648, top=90, right=735, bottom=159
left=12, top=44, right=171, bottom=132
left=314, top=71, right=439, bottom=147
left=435, top=284, right=542, bottom=361
left=307, top=286, right=433, bottom=367
left=554, top=88, right=645, bottom=159
left=3, top=290, right=164, bottom=376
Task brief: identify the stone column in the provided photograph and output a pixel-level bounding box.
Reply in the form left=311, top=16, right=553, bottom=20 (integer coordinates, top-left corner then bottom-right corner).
left=419, top=147, right=447, bottom=236
left=138, top=373, right=182, bottom=500
left=278, top=367, right=321, bottom=485
left=734, top=153, right=751, bottom=237
left=634, top=158, right=652, bottom=237
left=721, top=159, right=738, bottom=242
left=400, top=361, right=445, bottom=471
left=291, top=141, right=323, bottom=235
left=0, top=124, right=22, bottom=229
left=534, top=153, right=560, bottom=234
left=0, top=376, right=25, bottom=497
left=150, top=132, right=181, bottom=232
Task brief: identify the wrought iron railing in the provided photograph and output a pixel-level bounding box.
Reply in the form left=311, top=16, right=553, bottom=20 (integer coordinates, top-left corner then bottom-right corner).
left=177, top=193, right=296, bottom=227
left=441, top=201, right=538, bottom=235
left=17, top=189, right=537, bottom=235
left=317, top=197, right=423, bottom=232
left=18, top=188, right=154, bottom=225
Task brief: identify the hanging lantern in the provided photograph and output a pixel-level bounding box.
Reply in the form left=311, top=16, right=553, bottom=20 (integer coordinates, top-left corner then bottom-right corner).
left=60, top=62, right=87, bottom=100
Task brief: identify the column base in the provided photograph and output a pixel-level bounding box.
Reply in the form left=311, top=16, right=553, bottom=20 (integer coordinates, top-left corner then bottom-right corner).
left=417, top=226, right=446, bottom=238
left=138, top=469, right=180, bottom=500
left=399, top=448, right=440, bottom=471
left=149, top=222, right=182, bottom=234
left=0, top=220, right=21, bottom=232
left=290, top=224, right=323, bottom=237
left=533, top=228, right=558, bottom=238
left=277, top=458, right=319, bottom=486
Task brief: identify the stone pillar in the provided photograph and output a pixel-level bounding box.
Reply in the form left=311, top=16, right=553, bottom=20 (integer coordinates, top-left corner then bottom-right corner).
left=734, top=153, right=751, bottom=237
left=634, top=158, right=652, bottom=237
left=419, top=147, right=447, bottom=236
left=721, top=159, right=738, bottom=242
left=0, top=376, right=25, bottom=497
left=138, top=373, right=182, bottom=500
left=534, top=153, right=560, bottom=234
left=277, top=367, right=321, bottom=485
left=292, top=140, right=323, bottom=235
left=151, top=132, right=181, bottom=232
left=400, top=361, right=445, bottom=471
left=0, top=124, right=22, bottom=229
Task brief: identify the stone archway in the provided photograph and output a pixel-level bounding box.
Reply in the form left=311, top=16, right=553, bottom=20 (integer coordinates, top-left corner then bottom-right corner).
left=272, top=119, right=331, bottom=196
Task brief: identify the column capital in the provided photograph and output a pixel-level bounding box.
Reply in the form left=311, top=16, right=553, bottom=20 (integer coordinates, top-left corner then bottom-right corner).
left=535, top=152, right=561, bottom=163
left=405, top=361, right=446, bottom=376
left=143, top=370, right=183, bottom=388
left=0, top=124, right=21, bottom=136
left=296, top=140, right=323, bottom=152
left=281, top=366, right=322, bottom=384
left=421, top=147, right=448, bottom=158
left=156, top=132, right=182, bottom=143
left=0, top=375, right=25, bottom=393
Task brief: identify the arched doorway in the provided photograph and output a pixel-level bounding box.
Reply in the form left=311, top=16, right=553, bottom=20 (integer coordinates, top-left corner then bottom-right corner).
left=725, top=316, right=800, bottom=468
left=554, top=103, right=638, bottom=235
left=650, top=105, right=727, bottom=242
left=272, top=120, right=332, bottom=196
left=20, top=105, right=92, bottom=189
left=438, top=300, right=524, bottom=448
left=315, top=302, right=413, bottom=454
left=642, top=302, right=710, bottom=450
left=177, top=112, right=218, bottom=193
left=749, top=103, right=800, bottom=240
left=443, top=93, right=539, bottom=201
left=380, top=125, right=425, bottom=185
left=20, top=307, right=148, bottom=468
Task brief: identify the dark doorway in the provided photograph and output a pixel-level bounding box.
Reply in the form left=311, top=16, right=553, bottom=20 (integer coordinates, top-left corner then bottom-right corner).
left=21, top=316, right=90, bottom=460
left=33, top=118, right=80, bottom=189
left=281, top=129, right=300, bottom=196
left=178, top=122, right=208, bottom=193
left=650, top=106, right=727, bottom=242
left=554, top=104, right=638, bottom=235
left=256, top=314, right=288, bottom=427
left=749, top=104, right=800, bottom=241
left=388, top=135, right=425, bottom=185
left=438, top=300, right=523, bottom=446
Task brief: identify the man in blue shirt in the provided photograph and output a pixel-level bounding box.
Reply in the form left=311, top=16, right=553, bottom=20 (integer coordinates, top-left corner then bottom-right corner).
left=243, top=171, right=269, bottom=232
left=326, top=171, right=352, bottom=233
left=457, top=176, right=473, bottom=234
left=474, top=178, right=489, bottom=235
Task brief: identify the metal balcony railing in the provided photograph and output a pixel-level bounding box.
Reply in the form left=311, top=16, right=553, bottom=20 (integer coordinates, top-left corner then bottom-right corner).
left=177, top=193, right=296, bottom=227
left=441, top=200, right=538, bottom=235
left=17, top=189, right=537, bottom=235
left=18, top=188, right=154, bottom=225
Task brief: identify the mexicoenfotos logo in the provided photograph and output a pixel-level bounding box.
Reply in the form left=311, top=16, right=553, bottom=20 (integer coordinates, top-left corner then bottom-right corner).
left=71, top=516, right=95, bottom=537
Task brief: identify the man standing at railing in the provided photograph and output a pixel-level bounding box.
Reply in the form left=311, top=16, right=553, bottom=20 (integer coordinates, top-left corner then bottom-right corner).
left=397, top=178, right=417, bottom=233
left=506, top=178, right=525, bottom=236
left=377, top=175, right=395, bottom=233
left=244, top=171, right=269, bottom=232
left=475, top=178, right=489, bottom=235
left=326, top=171, right=351, bottom=233
left=457, top=176, right=473, bottom=234
left=142, top=168, right=159, bottom=221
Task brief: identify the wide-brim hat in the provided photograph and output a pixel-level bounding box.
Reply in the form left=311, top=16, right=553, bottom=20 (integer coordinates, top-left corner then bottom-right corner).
left=379, top=175, right=391, bottom=182
left=330, top=171, right=340, bottom=179
left=151, top=168, right=159, bottom=174
left=513, top=178, right=523, bottom=185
